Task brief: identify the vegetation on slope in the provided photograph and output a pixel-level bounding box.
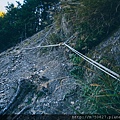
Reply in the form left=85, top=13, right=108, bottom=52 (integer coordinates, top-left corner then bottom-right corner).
left=0, top=0, right=120, bottom=114
left=53, top=0, right=120, bottom=114
left=56, top=0, right=120, bottom=53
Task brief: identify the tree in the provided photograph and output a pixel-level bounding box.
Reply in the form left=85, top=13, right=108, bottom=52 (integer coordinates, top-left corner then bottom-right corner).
left=0, top=0, right=59, bottom=52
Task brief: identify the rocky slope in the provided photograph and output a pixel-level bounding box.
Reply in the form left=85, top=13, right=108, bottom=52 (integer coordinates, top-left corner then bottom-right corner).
left=0, top=25, right=78, bottom=116
left=86, top=28, right=120, bottom=81
left=0, top=24, right=120, bottom=117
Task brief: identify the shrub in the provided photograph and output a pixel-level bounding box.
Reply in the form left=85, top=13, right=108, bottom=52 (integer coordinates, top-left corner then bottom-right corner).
left=60, top=0, right=120, bottom=52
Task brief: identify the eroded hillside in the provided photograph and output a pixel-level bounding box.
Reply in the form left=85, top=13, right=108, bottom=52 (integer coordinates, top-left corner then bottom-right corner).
left=0, top=25, right=78, bottom=115
left=0, top=22, right=120, bottom=117
left=0, top=0, right=120, bottom=118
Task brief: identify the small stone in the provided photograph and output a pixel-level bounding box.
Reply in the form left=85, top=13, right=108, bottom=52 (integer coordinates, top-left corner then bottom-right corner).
left=24, top=99, right=28, bottom=103
left=71, top=101, right=74, bottom=105
left=31, top=109, right=36, bottom=114
left=40, top=98, right=45, bottom=103
left=40, top=70, right=43, bottom=73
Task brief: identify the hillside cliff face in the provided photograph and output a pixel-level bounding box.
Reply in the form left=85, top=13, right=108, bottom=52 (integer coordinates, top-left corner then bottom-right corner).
left=85, top=28, right=120, bottom=81
left=0, top=22, right=120, bottom=116
left=0, top=25, right=77, bottom=115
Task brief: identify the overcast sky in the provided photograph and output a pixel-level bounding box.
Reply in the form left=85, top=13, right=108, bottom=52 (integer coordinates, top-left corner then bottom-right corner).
left=0, top=0, right=23, bottom=12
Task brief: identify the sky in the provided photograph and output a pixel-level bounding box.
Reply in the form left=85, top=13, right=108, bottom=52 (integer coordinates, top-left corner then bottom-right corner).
left=0, top=0, right=23, bottom=12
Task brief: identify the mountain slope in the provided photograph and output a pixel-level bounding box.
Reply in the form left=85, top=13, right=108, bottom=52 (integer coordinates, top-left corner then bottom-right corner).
left=0, top=24, right=120, bottom=117
left=0, top=24, right=79, bottom=115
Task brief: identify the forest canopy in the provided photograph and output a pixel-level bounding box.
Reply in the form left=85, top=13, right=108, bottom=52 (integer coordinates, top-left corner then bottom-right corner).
left=0, top=0, right=59, bottom=52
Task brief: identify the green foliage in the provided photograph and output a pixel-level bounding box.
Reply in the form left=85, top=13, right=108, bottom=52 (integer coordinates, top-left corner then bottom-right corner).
left=70, top=54, right=84, bottom=79
left=79, top=75, right=120, bottom=114
left=69, top=53, right=120, bottom=114
left=0, top=0, right=59, bottom=52
left=60, top=0, right=120, bottom=53
left=70, top=67, right=84, bottom=79
left=49, top=33, right=62, bottom=44
left=56, top=1, right=120, bottom=114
